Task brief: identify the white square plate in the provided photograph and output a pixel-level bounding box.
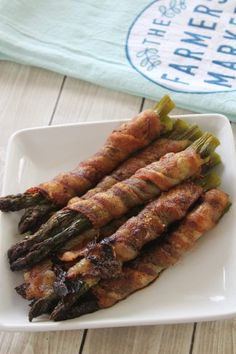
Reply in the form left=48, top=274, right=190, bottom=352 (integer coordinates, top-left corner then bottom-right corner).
left=0, top=114, right=236, bottom=332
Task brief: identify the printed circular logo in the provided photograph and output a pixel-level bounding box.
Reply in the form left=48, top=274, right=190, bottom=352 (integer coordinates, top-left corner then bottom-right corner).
left=126, top=0, right=236, bottom=93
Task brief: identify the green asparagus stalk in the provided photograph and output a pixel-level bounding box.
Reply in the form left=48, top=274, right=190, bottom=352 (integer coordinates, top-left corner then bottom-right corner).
left=153, top=95, right=175, bottom=118
left=0, top=191, right=50, bottom=212
left=8, top=209, right=79, bottom=263
left=10, top=216, right=91, bottom=271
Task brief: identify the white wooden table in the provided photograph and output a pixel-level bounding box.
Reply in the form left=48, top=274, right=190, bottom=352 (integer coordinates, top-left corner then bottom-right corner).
left=0, top=62, right=236, bottom=354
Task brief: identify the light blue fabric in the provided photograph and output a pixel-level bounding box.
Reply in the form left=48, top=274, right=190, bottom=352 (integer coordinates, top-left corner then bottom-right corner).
left=0, top=0, right=235, bottom=120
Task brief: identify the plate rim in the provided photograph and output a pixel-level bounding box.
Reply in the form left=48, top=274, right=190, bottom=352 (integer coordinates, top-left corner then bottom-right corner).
left=1, top=113, right=236, bottom=331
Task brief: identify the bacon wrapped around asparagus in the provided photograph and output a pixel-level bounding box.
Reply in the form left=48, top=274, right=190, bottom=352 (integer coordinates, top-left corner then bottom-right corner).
left=49, top=188, right=230, bottom=321
left=20, top=175, right=226, bottom=321
left=8, top=133, right=219, bottom=271
left=0, top=96, right=174, bottom=230
left=66, top=179, right=215, bottom=281
left=8, top=119, right=198, bottom=260
left=15, top=172, right=220, bottom=301
left=42, top=176, right=219, bottom=319
left=58, top=151, right=220, bottom=263
left=68, top=119, right=202, bottom=204
left=18, top=119, right=199, bottom=234
left=17, top=120, right=203, bottom=262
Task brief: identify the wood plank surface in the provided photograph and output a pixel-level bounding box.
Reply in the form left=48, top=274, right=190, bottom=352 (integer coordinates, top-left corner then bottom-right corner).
left=0, top=62, right=63, bottom=144
left=192, top=319, right=236, bottom=354
left=0, top=330, right=84, bottom=354
left=0, top=62, right=64, bottom=186
left=52, top=77, right=142, bottom=124
left=83, top=324, right=194, bottom=354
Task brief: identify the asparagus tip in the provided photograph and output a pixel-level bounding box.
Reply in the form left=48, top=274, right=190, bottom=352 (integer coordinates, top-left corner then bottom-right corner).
left=28, top=295, right=59, bottom=322
left=169, top=121, right=202, bottom=142
left=189, top=133, right=220, bottom=158
left=153, top=95, right=175, bottom=118
left=168, top=119, right=189, bottom=139
left=182, top=124, right=203, bottom=142
left=0, top=191, right=47, bottom=212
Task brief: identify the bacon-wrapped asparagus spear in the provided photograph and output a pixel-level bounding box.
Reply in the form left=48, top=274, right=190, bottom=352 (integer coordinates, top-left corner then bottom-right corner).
left=18, top=118, right=195, bottom=234
left=9, top=133, right=219, bottom=271
left=49, top=188, right=230, bottom=321
left=23, top=121, right=203, bottom=262
left=57, top=208, right=142, bottom=262
left=0, top=96, right=174, bottom=219
left=58, top=151, right=221, bottom=263
left=22, top=173, right=221, bottom=320
left=42, top=177, right=218, bottom=318
left=66, top=179, right=217, bottom=281
left=8, top=120, right=198, bottom=260
left=68, top=120, right=202, bottom=204
left=15, top=172, right=220, bottom=301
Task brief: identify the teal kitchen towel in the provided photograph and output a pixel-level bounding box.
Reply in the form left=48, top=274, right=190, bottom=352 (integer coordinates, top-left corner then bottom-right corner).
left=0, top=0, right=235, bottom=120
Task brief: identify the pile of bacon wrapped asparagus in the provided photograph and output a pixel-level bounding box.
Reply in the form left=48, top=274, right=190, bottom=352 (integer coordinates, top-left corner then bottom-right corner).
left=0, top=95, right=231, bottom=322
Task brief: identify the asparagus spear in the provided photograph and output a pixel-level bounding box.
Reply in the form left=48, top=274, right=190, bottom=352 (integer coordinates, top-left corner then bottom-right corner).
left=0, top=96, right=174, bottom=217
left=18, top=205, right=57, bottom=234
left=8, top=209, right=79, bottom=263
left=9, top=133, right=219, bottom=271
left=8, top=120, right=202, bottom=261
left=0, top=191, right=51, bottom=212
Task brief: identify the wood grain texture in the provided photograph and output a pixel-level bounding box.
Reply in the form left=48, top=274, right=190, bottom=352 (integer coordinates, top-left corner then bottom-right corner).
left=0, top=330, right=83, bottom=354
left=0, top=62, right=63, bottom=145
left=52, top=77, right=142, bottom=124
left=0, top=62, right=64, bottom=186
left=192, top=319, right=236, bottom=354
left=83, top=324, right=194, bottom=354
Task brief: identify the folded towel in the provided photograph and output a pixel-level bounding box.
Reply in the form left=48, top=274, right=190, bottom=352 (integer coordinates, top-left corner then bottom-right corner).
left=0, top=0, right=235, bottom=120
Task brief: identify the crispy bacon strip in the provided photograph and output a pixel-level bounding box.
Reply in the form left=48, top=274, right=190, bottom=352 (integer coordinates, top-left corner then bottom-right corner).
left=15, top=260, right=56, bottom=300
left=51, top=189, right=230, bottom=321
left=69, top=133, right=193, bottom=204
